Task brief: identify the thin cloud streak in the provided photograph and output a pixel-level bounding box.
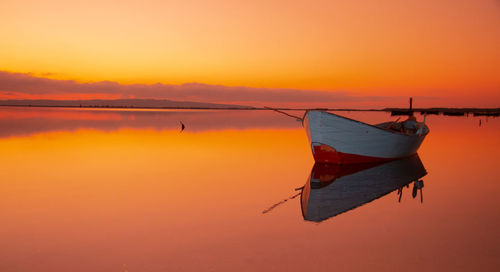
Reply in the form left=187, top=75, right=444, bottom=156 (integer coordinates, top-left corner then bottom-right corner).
left=0, top=71, right=387, bottom=107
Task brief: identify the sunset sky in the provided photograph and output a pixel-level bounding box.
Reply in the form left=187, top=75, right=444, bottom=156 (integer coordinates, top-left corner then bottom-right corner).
left=1, top=0, right=499, bottom=107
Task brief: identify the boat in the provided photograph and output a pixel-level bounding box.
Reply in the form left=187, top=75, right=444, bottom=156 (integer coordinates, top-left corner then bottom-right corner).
left=301, top=155, right=427, bottom=222
left=303, top=111, right=429, bottom=164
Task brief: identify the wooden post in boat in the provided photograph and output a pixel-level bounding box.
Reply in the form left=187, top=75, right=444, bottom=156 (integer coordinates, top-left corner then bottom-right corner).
left=409, top=97, right=413, bottom=116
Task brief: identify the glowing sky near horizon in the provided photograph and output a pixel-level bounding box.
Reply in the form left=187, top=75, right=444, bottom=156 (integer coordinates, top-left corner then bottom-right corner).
left=0, top=0, right=499, bottom=105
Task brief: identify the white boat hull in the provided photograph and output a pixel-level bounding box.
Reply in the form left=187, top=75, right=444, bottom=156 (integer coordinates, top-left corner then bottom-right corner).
left=304, top=111, right=429, bottom=164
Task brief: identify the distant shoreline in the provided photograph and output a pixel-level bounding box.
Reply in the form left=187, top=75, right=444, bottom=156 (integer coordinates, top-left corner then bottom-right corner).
left=1, top=104, right=499, bottom=116
left=0, top=104, right=257, bottom=110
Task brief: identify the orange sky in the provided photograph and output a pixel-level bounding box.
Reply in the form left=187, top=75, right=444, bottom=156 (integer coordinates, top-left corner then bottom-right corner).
left=1, top=0, right=499, bottom=105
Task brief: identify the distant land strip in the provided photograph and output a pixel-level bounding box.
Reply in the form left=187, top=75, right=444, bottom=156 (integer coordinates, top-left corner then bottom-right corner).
left=0, top=99, right=251, bottom=109
left=0, top=99, right=499, bottom=116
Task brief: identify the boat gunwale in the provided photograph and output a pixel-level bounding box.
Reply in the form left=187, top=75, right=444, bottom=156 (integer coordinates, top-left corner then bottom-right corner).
left=308, top=110, right=429, bottom=138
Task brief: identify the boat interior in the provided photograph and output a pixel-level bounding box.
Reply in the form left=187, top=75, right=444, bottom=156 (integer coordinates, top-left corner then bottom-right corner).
left=376, top=117, right=429, bottom=135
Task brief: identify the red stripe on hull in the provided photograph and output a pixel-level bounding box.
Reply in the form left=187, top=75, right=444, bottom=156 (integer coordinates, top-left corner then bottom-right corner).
left=312, top=145, right=399, bottom=164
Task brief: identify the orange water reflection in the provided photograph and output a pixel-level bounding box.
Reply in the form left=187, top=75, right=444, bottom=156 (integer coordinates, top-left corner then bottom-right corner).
left=0, top=106, right=303, bottom=138
left=1, top=108, right=499, bottom=271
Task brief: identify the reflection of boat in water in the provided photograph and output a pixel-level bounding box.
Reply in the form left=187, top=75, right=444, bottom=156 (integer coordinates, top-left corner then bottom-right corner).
left=301, top=155, right=427, bottom=222
left=303, top=111, right=429, bottom=164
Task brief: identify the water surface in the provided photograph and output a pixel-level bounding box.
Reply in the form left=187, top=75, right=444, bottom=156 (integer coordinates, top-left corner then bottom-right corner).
left=1, top=107, right=499, bottom=271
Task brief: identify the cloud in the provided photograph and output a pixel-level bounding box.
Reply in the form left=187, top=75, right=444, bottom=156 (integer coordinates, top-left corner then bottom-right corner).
left=0, top=71, right=388, bottom=107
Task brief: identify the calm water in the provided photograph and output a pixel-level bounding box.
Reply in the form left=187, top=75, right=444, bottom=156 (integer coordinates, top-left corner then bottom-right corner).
left=1, top=106, right=499, bottom=271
